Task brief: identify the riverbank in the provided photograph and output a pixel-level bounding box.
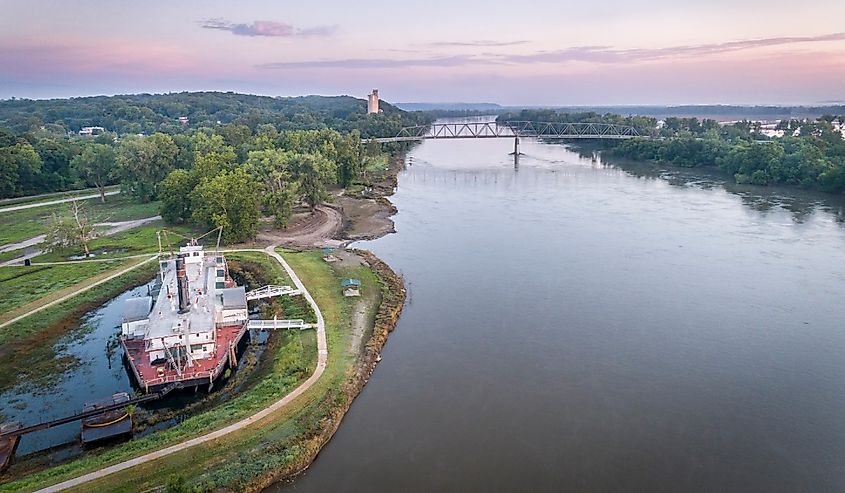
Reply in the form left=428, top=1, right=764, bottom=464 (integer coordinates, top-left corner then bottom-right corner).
left=246, top=250, right=406, bottom=492
left=254, top=153, right=406, bottom=248
left=0, top=247, right=406, bottom=492
left=0, top=149, right=410, bottom=490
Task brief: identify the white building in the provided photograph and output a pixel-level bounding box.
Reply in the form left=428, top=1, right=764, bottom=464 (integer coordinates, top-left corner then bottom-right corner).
left=79, top=126, right=106, bottom=137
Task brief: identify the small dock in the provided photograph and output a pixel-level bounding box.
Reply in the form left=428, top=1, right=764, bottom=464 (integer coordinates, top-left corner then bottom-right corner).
left=0, top=383, right=183, bottom=470
left=0, top=423, right=21, bottom=472
left=81, top=392, right=133, bottom=445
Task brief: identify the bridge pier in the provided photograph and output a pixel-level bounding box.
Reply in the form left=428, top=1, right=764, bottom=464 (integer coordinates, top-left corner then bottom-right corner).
left=513, top=136, right=520, bottom=156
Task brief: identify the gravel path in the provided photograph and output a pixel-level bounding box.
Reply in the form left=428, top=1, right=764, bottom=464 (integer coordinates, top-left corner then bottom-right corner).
left=0, top=191, right=120, bottom=213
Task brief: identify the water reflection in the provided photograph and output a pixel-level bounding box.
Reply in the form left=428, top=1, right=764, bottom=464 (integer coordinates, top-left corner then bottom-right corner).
left=569, top=145, right=845, bottom=227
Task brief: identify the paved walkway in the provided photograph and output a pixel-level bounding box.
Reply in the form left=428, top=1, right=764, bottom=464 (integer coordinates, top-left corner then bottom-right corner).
left=0, top=191, right=120, bottom=213
left=34, top=246, right=328, bottom=493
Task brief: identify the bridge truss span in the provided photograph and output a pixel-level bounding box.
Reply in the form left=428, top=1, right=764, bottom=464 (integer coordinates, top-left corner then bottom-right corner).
left=370, top=121, right=640, bottom=143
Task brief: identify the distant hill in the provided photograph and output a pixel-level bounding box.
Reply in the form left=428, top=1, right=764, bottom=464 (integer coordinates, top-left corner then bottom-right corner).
left=395, top=102, right=505, bottom=112
left=397, top=102, right=845, bottom=121
left=544, top=105, right=845, bottom=121
left=0, top=92, right=425, bottom=137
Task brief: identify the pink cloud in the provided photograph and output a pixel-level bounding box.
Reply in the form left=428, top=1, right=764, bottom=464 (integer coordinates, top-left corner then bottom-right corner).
left=200, top=18, right=336, bottom=38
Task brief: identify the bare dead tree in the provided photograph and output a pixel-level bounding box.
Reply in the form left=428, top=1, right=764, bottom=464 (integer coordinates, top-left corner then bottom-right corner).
left=46, top=200, right=98, bottom=257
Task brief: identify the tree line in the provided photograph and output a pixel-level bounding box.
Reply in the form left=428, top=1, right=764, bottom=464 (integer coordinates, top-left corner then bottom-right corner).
left=0, top=92, right=430, bottom=245
left=499, top=110, right=845, bottom=193
left=0, top=92, right=429, bottom=200
left=611, top=117, right=845, bottom=192
left=0, top=92, right=429, bottom=138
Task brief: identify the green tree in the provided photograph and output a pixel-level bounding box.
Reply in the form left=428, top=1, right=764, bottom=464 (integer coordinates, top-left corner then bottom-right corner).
left=336, top=130, right=363, bottom=186
left=289, top=152, right=336, bottom=209
left=34, top=137, right=75, bottom=191
left=191, top=133, right=232, bottom=159
left=191, top=168, right=262, bottom=243
left=117, top=133, right=178, bottom=202
left=0, top=142, right=42, bottom=197
left=158, top=169, right=194, bottom=223
left=245, top=148, right=299, bottom=227
left=71, top=143, right=116, bottom=202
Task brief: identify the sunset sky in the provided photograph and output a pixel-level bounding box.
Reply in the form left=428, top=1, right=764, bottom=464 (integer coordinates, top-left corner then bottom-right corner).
left=2, top=0, right=845, bottom=105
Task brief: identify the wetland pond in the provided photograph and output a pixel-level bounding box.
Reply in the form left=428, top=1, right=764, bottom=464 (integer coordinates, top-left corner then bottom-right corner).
left=1, top=277, right=266, bottom=457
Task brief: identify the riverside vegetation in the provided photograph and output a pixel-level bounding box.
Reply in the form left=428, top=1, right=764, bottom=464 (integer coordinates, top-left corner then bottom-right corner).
left=498, top=110, right=845, bottom=193
left=0, top=248, right=405, bottom=492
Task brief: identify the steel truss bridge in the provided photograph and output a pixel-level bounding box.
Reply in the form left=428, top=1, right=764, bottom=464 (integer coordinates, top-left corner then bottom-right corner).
left=368, top=121, right=640, bottom=143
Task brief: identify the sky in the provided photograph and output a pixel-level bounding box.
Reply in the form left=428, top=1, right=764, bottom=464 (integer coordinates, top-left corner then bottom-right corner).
left=1, top=0, right=845, bottom=105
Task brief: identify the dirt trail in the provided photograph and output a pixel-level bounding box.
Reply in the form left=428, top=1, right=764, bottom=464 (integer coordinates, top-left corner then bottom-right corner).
left=257, top=206, right=345, bottom=248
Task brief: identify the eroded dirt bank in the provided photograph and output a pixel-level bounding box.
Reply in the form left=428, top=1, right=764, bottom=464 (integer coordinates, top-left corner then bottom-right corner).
left=253, top=155, right=405, bottom=249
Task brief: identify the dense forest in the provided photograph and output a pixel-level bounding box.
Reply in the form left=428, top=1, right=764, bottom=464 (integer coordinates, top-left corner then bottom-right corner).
left=0, top=92, right=426, bottom=137
left=0, top=92, right=431, bottom=243
left=0, top=91, right=429, bottom=195
left=499, top=110, right=845, bottom=194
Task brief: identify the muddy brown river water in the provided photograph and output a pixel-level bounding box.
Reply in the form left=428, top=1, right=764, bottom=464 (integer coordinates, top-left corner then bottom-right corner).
left=273, top=131, right=845, bottom=492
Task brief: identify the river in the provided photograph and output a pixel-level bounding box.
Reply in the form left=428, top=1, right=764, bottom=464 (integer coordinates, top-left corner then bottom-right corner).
left=275, top=130, right=845, bottom=491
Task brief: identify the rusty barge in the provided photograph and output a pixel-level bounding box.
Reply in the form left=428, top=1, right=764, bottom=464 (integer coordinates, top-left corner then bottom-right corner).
left=120, top=241, right=249, bottom=393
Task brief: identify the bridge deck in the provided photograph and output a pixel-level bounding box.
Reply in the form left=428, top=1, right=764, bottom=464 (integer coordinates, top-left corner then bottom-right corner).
left=367, top=121, right=640, bottom=143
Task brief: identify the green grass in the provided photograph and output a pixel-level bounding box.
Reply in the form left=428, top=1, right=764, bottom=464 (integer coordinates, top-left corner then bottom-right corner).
left=0, top=249, right=26, bottom=264
left=31, top=224, right=198, bottom=263
left=225, top=251, right=294, bottom=288
left=362, top=154, right=391, bottom=179
left=0, top=249, right=383, bottom=492
left=0, top=261, right=158, bottom=394
left=0, top=262, right=127, bottom=316
left=225, top=251, right=317, bottom=322
left=0, top=225, right=197, bottom=315
left=0, top=224, right=201, bottom=320
left=0, top=195, right=162, bottom=246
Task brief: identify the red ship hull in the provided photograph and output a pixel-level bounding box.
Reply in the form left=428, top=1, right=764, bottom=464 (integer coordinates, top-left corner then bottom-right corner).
left=122, top=323, right=248, bottom=393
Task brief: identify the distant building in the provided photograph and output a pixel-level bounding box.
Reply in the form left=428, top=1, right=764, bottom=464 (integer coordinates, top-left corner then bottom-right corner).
left=834, top=119, right=845, bottom=139
left=367, top=89, right=380, bottom=114
left=178, top=116, right=189, bottom=127
left=79, top=126, right=106, bottom=137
